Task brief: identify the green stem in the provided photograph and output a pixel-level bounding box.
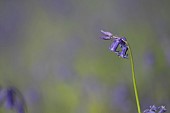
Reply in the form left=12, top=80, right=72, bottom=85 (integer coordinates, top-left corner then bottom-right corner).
left=127, top=43, right=141, bottom=113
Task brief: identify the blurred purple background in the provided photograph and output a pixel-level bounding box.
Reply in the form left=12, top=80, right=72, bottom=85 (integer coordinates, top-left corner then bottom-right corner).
left=0, top=0, right=170, bottom=113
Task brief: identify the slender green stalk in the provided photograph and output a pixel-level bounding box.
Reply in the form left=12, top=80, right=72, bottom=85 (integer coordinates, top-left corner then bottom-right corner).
left=101, top=31, right=142, bottom=113
left=127, top=43, right=141, bottom=113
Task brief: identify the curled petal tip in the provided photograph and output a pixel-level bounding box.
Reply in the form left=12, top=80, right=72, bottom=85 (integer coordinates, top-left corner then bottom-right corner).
left=100, top=30, right=113, bottom=37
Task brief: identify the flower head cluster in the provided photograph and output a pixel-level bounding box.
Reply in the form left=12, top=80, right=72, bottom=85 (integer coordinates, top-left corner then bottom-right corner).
left=143, top=105, right=167, bottom=113
left=100, top=30, right=128, bottom=58
left=0, top=86, right=26, bottom=113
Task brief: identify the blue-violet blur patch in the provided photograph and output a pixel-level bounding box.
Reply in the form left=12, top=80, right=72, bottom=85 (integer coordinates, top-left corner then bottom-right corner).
left=143, top=105, right=167, bottom=113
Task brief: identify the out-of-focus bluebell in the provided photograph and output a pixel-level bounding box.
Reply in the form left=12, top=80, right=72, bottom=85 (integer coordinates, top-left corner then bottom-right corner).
left=143, top=51, right=155, bottom=70
left=15, top=102, right=25, bottom=113
left=5, top=88, right=15, bottom=109
left=144, top=105, right=157, bottom=113
left=158, top=106, right=167, bottom=113
left=5, top=87, right=26, bottom=113
left=111, top=84, right=132, bottom=112
left=143, top=105, right=167, bottom=113
left=0, top=87, right=26, bottom=113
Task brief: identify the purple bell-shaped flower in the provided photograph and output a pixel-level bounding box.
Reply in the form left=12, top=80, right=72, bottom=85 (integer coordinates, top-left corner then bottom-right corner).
left=119, top=44, right=128, bottom=58
left=109, top=38, right=122, bottom=54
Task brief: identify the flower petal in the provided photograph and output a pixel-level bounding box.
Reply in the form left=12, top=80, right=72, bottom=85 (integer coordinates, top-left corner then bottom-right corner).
left=100, top=30, right=113, bottom=37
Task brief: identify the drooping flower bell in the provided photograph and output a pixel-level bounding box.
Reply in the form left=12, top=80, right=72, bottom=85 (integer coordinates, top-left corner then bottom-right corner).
left=118, top=44, right=128, bottom=58
left=109, top=38, right=122, bottom=54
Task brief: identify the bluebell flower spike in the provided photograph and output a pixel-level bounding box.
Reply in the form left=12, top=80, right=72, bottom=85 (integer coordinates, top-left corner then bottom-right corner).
left=143, top=105, right=157, bottom=113
left=100, top=30, right=129, bottom=59
left=143, top=105, right=167, bottom=113
left=150, top=105, right=157, bottom=112
left=158, top=106, right=167, bottom=113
